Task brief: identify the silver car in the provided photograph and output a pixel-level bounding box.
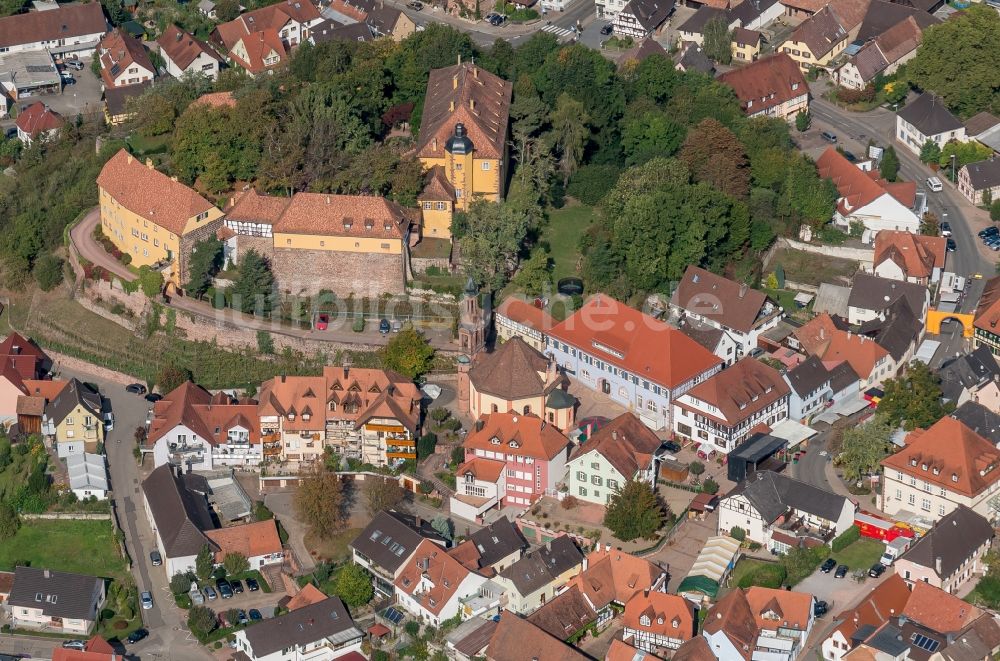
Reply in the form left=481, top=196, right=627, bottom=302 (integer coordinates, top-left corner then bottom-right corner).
left=140, top=591, right=153, bottom=610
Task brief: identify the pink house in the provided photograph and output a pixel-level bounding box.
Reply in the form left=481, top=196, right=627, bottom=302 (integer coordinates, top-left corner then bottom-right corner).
left=460, top=412, right=572, bottom=509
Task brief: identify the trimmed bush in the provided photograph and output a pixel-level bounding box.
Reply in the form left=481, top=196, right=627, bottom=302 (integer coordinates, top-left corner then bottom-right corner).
left=831, top=525, right=861, bottom=552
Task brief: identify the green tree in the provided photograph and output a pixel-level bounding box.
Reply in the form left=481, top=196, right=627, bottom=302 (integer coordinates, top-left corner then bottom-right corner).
left=795, top=110, right=811, bottom=132
left=214, top=0, right=241, bottom=20
left=137, top=266, right=163, bottom=298
left=0, top=503, right=20, bottom=542
left=621, top=109, right=686, bottom=166
left=838, top=415, right=894, bottom=483
left=431, top=515, right=453, bottom=541
left=919, top=139, right=941, bottom=164
left=170, top=572, right=193, bottom=595
left=730, top=526, right=746, bottom=541
left=878, top=361, right=950, bottom=430
left=231, top=249, right=275, bottom=314
left=187, top=606, right=217, bottom=640
left=380, top=327, right=435, bottom=380
left=293, top=463, right=346, bottom=540
left=509, top=249, right=551, bottom=297
left=416, top=432, right=437, bottom=461
left=32, top=254, right=64, bottom=291
left=195, top=545, right=215, bottom=582
left=679, top=118, right=751, bottom=199
left=688, top=461, right=705, bottom=477
left=703, top=18, right=733, bottom=65
left=185, top=236, right=223, bottom=298
left=333, top=563, right=374, bottom=608
left=920, top=212, right=940, bottom=236
left=939, top=139, right=993, bottom=171
left=156, top=364, right=192, bottom=392
left=549, top=93, right=591, bottom=185
left=364, top=477, right=406, bottom=517
left=256, top=330, right=274, bottom=355
left=880, top=145, right=899, bottom=182
left=459, top=200, right=531, bottom=292
left=222, top=552, right=249, bottom=577
left=991, top=200, right=1000, bottom=221
left=603, top=479, right=667, bottom=542
left=567, top=164, right=622, bottom=205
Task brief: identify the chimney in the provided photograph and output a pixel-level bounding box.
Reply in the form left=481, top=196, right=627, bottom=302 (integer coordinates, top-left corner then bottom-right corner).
left=127, top=153, right=133, bottom=165
left=469, top=98, right=476, bottom=111
left=176, top=31, right=182, bottom=41
left=145, top=157, right=154, bottom=169
left=456, top=53, right=461, bottom=66
left=43, top=569, right=50, bottom=579
left=473, top=67, right=478, bottom=79
left=171, top=175, right=178, bottom=182
left=475, top=419, right=484, bottom=432
left=343, top=366, right=349, bottom=378
left=415, top=515, right=422, bottom=529
left=452, top=74, right=458, bottom=90
left=280, top=375, right=286, bottom=383
left=612, top=430, right=618, bottom=440
left=326, top=196, right=330, bottom=204
left=739, top=283, right=748, bottom=299
left=449, top=100, right=455, bottom=112
left=935, top=556, right=942, bottom=575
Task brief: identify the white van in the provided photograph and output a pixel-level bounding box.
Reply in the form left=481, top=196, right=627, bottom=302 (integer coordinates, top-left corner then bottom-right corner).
left=927, top=176, right=943, bottom=192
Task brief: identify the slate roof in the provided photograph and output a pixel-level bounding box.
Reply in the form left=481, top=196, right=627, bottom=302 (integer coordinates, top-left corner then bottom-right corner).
left=730, top=470, right=850, bottom=524
left=938, top=347, right=1000, bottom=404
left=461, top=517, right=528, bottom=570
left=784, top=355, right=833, bottom=398
left=672, top=266, right=778, bottom=334
left=679, top=6, right=727, bottom=34
left=965, top=112, right=1000, bottom=138
left=898, top=506, right=993, bottom=580
left=349, top=510, right=430, bottom=575
left=242, top=596, right=361, bottom=657
left=8, top=566, right=103, bottom=621
left=141, top=464, right=218, bottom=558
left=950, top=401, right=1000, bottom=446
left=813, top=283, right=852, bottom=318
left=848, top=273, right=926, bottom=316
left=45, top=378, right=102, bottom=427
left=104, top=80, right=150, bottom=118
left=729, top=0, right=779, bottom=24
left=619, top=38, right=669, bottom=68
left=897, top=92, right=963, bottom=136
left=497, top=535, right=583, bottom=596
left=309, top=19, right=372, bottom=43
left=855, top=0, right=938, bottom=43
left=676, top=42, right=716, bottom=74
left=621, top=0, right=675, bottom=31
left=963, top=159, right=1000, bottom=191
left=857, top=297, right=920, bottom=361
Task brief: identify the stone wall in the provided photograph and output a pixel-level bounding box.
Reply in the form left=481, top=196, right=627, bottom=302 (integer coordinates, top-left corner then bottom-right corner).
left=411, top=255, right=451, bottom=276
left=178, top=216, right=225, bottom=284
left=271, top=247, right=406, bottom=298
left=48, top=349, right=137, bottom=385
left=235, top=235, right=274, bottom=265
left=778, top=237, right=874, bottom=263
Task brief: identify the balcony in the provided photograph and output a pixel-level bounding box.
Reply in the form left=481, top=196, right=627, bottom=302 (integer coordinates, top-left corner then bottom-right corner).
left=263, top=443, right=282, bottom=457
left=386, top=447, right=416, bottom=460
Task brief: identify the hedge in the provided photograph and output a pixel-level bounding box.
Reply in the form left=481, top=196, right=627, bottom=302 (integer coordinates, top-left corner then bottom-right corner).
left=831, top=525, right=861, bottom=552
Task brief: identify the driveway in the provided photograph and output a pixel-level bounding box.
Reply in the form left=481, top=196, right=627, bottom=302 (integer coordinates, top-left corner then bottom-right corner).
left=795, top=566, right=888, bottom=614
left=70, top=207, right=136, bottom=282
left=648, top=510, right=719, bottom=592
left=11, top=59, right=103, bottom=120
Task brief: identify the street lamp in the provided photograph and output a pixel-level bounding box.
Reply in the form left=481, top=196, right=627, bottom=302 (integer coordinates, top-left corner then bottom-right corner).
left=952, top=153, right=957, bottom=184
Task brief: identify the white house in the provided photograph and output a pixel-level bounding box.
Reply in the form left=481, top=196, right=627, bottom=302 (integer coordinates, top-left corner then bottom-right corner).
left=834, top=16, right=924, bottom=91
left=783, top=356, right=835, bottom=423
left=567, top=413, right=664, bottom=505
left=157, top=25, right=223, bottom=81
left=66, top=453, right=109, bottom=501
left=0, top=3, right=107, bottom=57
left=718, top=471, right=856, bottom=551
left=872, top=230, right=946, bottom=285
left=704, top=587, right=815, bottom=661
left=232, top=597, right=364, bottom=661
left=7, top=567, right=105, bottom=636
left=846, top=274, right=929, bottom=326
left=98, top=29, right=155, bottom=89
left=622, top=591, right=697, bottom=653
left=394, top=539, right=487, bottom=626
left=141, top=464, right=219, bottom=577
left=449, top=457, right=506, bottom=523
left=816, top=147, right=921, bottom=244
left=896, top=92, right=966, bottom=157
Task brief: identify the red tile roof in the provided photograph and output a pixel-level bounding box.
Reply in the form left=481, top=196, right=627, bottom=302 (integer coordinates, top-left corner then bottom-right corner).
left=902, top=580, right=982, bottom=634
left=717, top=53, right=807, bottom=118
left=190, top=91, right=236, bottom=109
left=703, top=589, right=756, bottom=660
left=829, top=574, right=911, bottom=646
left=816, top=147, right=900, bottom=216
left=395, top=539, right=472, bottom=616
left=0, top=3, right=107, bottom=50
left=680, top=358, right=790, bottom=426
left=456, top=456, right=506, bottom=483
left=96, top=149, right=216, bottom=235
left=270, top=193, right=408, bottom=239
left=569, top=549, right=664, bottom=611
left=0, top=332, right=48, bottom=380
left=158, top=25, right=222, bottom=71
left=496, top=297, right=555, bottom=334
left=548, top=294, right=722, bottom=390
left=794, top=313, right=889, bottom=379
left=874, top=230, right=945, bottom=280
left=608, top=639, right=665, bottom=661
left=488, top=610, right=590, bottom=661
left=225, top=188, right=291, bottom=225
left=744, top=586, right=813, bottom=632
left=148, top=381, right=260, bottom=447
left=98, top=28, right=153, bottom=88
left=883, top=416, right=1000, bottom=498
left=569, top=412, right=662, bottom=480
left=15, top=102, right=64, bottom=138
left=229, top=29, right=286, bottom=74
left=974, top=275, right=1000, bottom=335
left=286, top=583, right=327, bottom=611
left=463, top=412, right=570, bottom=461
left=623, top=591, right=696, bottom=645
left=205, top=520, right=282, bottom=561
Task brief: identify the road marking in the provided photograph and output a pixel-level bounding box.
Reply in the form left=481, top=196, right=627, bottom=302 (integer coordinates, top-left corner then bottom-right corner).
left=540, top=23, right=574, bottom=39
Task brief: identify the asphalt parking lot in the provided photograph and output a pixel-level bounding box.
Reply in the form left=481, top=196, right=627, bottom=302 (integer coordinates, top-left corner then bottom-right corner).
left=796, top=565, right=888, bottom=614
left=13, top=57, right=104, bottom=119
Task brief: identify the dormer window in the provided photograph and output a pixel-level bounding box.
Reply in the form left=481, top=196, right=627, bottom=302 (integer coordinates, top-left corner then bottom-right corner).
left=509, top=440, right=520, bottom=449
left=490, top=436, right=501, bottom=445
left=921, top=463, right=927, bottom=471
left=287, top=413, right=295, bottom=421
left=952, top=473, right=959, bottom=482
left=933, top=468, right=940, bottom=475
left=303, top=413, right=310, bottom=421
left=640, top=615, right=650, bottom=627
left=657, top=617, right=664, bottom=625
left=910, top=458, right=918, bottom=467
left=791, top=82, right=799, bottom=91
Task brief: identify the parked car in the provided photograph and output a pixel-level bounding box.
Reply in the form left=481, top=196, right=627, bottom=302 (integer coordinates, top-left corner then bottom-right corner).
left=189, top=582, right=204, bottom=605
left=392, top=319, right=402, bottom=333
left=600, top=23, right=613, bottom=35
left=843, top=151, right=857, bottom=162
left=315, top=313, right=329, bottom=331
left=248, top=609, right=262, bottom=621
left=125, top=383, right=147, bottom=395
left=407, top=0, right=423, bottom=7
left=379, top=318, right=391, bottom=335
left=127, top=628, right=148, bottom=644
left=149, top=550, right=162, bottom=566
left=869, top=562, right=886, bottom=578
left=231, top=579, right=244, bottom=594
left=488, top=13, right=504, bottom=25
left=946, top=238, right=957, bottom=252
left=237, top=610, right=249, bottom=626
left=835, top=564, right=849, bottom=579
left=246, top=578, right=260, bottom=592
left=820, top=558, right=837, bottom=573
left=145, top=392, right=163, bottom=403
left=926, top=176, right=943, bottom=192
left=60, top=73, right=75, bottom=85
left=4, top=126, right=15, bottom=139
left=64, top=59, right=85, bottom=71
left=203, top=586, right=218, bottom=600
left=814, top=600, right=829, bottom=617
left=104, top=411, right=114, bottom=431
left=62, top=641, right=87, bottom=650
left=663, top=440, right=682, bottom=453
left=140, top=591, right=153, bottom=610
left=216, top=578, right=234, bottom=599
left=821, top=131, right=838, bottom=143
left=940, top=221, right=952, bottom=236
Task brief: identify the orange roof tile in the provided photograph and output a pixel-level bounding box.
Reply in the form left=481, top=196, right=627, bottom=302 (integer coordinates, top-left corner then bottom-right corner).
left=230, top=29, right=285, bottom=74
left=829, top=574, right=910, bottom=644
left=623, top=591, right=696, bottom=644
left=148, top=381, right=260, bottom=447
left=902, top=580, right=982, bottom=634
left=717, top=53, right=807, bottom=118
left=974, top=276, right=1000, bottom=334
left=817, top=147, right=900, bottom=216
left=286, top=583, right=328, bottom=611
left=15, top=102, right=64, bottom=138
left=97, top=149, right=216, bottom=236
left=608, top=639, right=665, bottom=661
left=548, top=295, right=722, bottom=390
left=395, top=539, right=472, bottom=616
left=225, top=188, right=291, bottom=226
left=463, top=412, right=570, bottom=461
left=874, top=230, right=945, bottom=279
left=744, top=586, right=813, bottom=632
left=569, top=412, right=661, bottom=479
left=191, top=91, right=237, bottom=109
left=794, top=314, right=888, bottom=379
left=882, top=417, right=1000, bottom=498
left=98, top=29, right=154, bottom=88
left=20, top=379, right=68, bottom=401
left=456, top=456, right=506, bottom=483
left=158, top=25, right=221, bottom=71
left=496, top=297, right=555, bottom=334
left=270, top=193, right=408, bottom=239
left=569, top=549, right=664, bottom=611
left=703, top=589, right=756, bottom=660
left=488, top=610, right=590, bottom=661
left=205, top=520, right=282, bottom=561
left=680, top=358, right=790, bottom=426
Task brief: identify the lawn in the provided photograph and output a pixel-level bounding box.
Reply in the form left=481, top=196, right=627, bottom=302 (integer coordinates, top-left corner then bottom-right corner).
left=539, top=202, right=596, bottom=284
left=729, top=558, right=769, bottom=587
left=304, top=527, right=362, bottom=564
left=0, top=519, right=127, bottom=579
left=832, top=537, right=885, bottom=571
left=763, top=288, right=802, bottom=314
left=767, top=247, right=858, bottom=287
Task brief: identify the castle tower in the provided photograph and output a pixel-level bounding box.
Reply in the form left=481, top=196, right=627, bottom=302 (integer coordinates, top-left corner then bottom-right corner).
left=458, top=276, right=488, bottom=357
left=445, top=122, right=475, bottom=212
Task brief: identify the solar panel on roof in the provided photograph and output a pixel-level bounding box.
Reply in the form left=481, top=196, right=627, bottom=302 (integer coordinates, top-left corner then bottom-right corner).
left=383, top=607, right=404, bottom=624
left=911, top=634, right=940, bottom=652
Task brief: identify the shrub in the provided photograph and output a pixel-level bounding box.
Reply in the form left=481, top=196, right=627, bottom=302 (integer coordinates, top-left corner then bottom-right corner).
left=991, top=200, right=1000, bottom=221
left=561, top=495, right=579, bottom=510
left=257, top=330, right=274, bottom=354
left=33, top=254, right=65, bottom=291
left=404, top=620, right=421, bottom=637
left=730, top=526, right=746, bottom=542
left=417, top=433, right=438, bottom=461
left=418, top=480, right=434, bottom=495
left=831, top=525, right=861, bottom=552
left=450, top=446, right=465, bottom=467
left=567, top=164, right=622, bottom=205
left=701, top=478, right=719, bottom=494
left=688, top=461, right=705, bottom=477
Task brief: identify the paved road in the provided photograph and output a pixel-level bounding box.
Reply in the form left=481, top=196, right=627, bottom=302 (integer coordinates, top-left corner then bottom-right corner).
left=0, top=633, right=62, bottom=659
left=49, top=362, right=213, bottom=661
left=71, top=207, right=136, bottom=282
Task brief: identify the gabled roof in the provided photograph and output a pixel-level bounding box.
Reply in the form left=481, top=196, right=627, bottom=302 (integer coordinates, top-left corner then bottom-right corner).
left=673, top=266, right=778, bottom=334
left=497, top=535, right=584, bottom=596
left=965, top=112, right=1000, bottom=138
left=469, top=336, right=556, bottom=400
left=621, top=0, right=675, bottom=31
left=857, top=297, right=921, bottom=361
left=456, top=517, right=528, bottom=571
left=418, top=164, right=456, bottom=202
left=15, top=102, right=64, bottom=138
left=670, top=636, right=716, bottom=661
left=855, top=0, right=938, bottom=42
left=0, top=332, right=48, bottom=380
left=204, top=519, right=282, bottom=562
left=881, top=416, right=1000, bottom=498
left=97, top=149, right=215, bottom=235
left=902, top=580, right=982, bottom=634
left=158, top=25, right=221, bottom=71
left=141, top=464, right=218, bottom=558
left=270, top=193, right=408, bottom=239
left=230, top=29, right=286, bottom=74
left=717, top=53, right=808, bottom=118
left=729, top=470, right=851, bottom=524
left=745, top=586, right=813, bottom=631
left=975, top=275, right=1000, bottom=335
left=703, top=589, right=756, bottom=660
left=309, top=19, right=373, bottom=44
left=816, top=147, right=898, bottom=216
left=897, top=92, right=963, bottom=136
left=874, top=15, right=923, bottom=63
left=8, top=566, right=103, bottom=621
left=242, top=596, right=361, bottom=658
left=98, top=28, right=153, bottom=88
left=104, top=80, right=150, bottom=118
left=394, top=539, right=473, bottom=616
left=678, top=6, right=726, bottom=34
left=550, top=295, right=722, bottom=390
left=950, top=400, right=1000, bottom=445
left=681, top=358, right=790, bottom=426
left=848, top=39, right=889, bottom=83
left=828, top=0, right=871, bottom=32
left=795, top=313, right=889, bottom=379
left=790, top=6, right=847, bottom=59
left=829, top=574, right=911, bottom=646
left=349, top=510, right=435, bottom=575
left=526, top=585, right=597, bottom=640
left=898, top=506, right=993, bottom=580
left=963, top=158, right=1000, bottom=191
left=0, top=3, right=107, bottom=49
left=215, top=0, right=320, bottom=49
left=285, top=583, right=327, bottom=611
left=569, top=412, right=662, bottom=480
left=463, top=412, right=570, bottom=462
left=784, top=355, right=833, bottom=398
left=416, top=62, right=512, bottom=161
left=225, top=188, right=291, bottom=225
left=568, top=548, right=663, bottom=612
left=488, top=610, right=591, bottom=660
left=66, top=453, right=109, bottom=493
left=495, top=297, right=555, bottom=334
left=619, top=38, right=669, bottom=69
left=148, top=381, right=260, bottom=447
left=455, top=456, right=506, bottom=484
left=874, top=230, right=945, bottom=280
left=45, top=378, right=102, bottom=427
left=623, top=591, right=696, bottom=644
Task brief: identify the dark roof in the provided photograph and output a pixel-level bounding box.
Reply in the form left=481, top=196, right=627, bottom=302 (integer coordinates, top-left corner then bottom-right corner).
left=466, top=517, right=528, bottom=568
left=938, top=346, right=1000, bottom=404
left=731, top=470, right=850, bottom=524
left=951, top=401, right=1000, bottom=446
left=7, top=566, right=103, bottom=621
left=309, top=19, right=372, bottom=43
left=104, top=80, right=150, bottom=117
left=45, top=378, right=102, bottom=426
left=898, top=505, right=993, bottom=579
left=621, top=0, right=675, bottom=31
left=855, top=0, right=938, bottom=42
left=141, top=464, right=217, bottom=558
left=965, top=112, right=1000, bottom=137
left=848, top=273, right=927, bottom=316
left=452, top=619, right=499, bottom=657
left=728, top=0, right=779, bottom=24
left=828, top=360, right=860, bottom=392
left=676, top=43, right=716, bottom=73
left=348, top=511, right=436, bottom=574
left=729, top=433, right=788, bottom=465
left=498, top=535, right=584, bottom=596
left=0, top=3, right=107, bottom=49
left=897, top=92, right=963, bottom=136
left=526, top=585, right=597, bottom=640
left=963, top=159, right=1000, bottom=191
left=866, top=623, right=910, bottom=657
left=785, top=355, right=833, bottom=398
left=242, top=597, right=362, bottom=657
left=678, top=320, right=726, bottom=353
left=365, top=3, right=404, bottom=35
left=678, top=6, right=727, bottom=34
left=717, top=53, right=807, bottom=117
left=858, top=297, right=921, bottom=361
left=619, top=38, right=669, bottom=68
left=792, top=5, right=847, bottom=58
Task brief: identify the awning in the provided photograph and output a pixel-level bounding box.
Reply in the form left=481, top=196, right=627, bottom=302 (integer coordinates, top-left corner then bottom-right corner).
left=769, top=420, right=817, bottom=448
left=368, top=623, right=391, bottom=638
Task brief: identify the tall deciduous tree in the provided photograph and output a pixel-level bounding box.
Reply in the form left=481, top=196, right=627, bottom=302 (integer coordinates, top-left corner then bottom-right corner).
left=364, top=477, right=406, bottom=517
left=334, top=564, right=374, bottom=608
left=459, top=200, right=530, bottom=292
left=621, top=109, right=686, bottom=166
left=880, top=145, right=899, bottom=182
left=294, top=463, right=346, bottom=540
left=185, top=236, right=223, bottom=298
left=679, top=118, right=751, bottom=199
left=222, top=552, right=249, bottom=577
left=195, top=545, right=215, bottom=582
left=549, top=93, right=591, bottom=185
left=703, top=18, right=733, bottom=65
left=837, top=415, right=894, bottom=483
left=380, top=327, right=435, bottom=380
left=231, top=249, right=275, bottom=314
left=878, top=361, right=950, bottom=430
left=603, top=479, right=667, bottom=542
